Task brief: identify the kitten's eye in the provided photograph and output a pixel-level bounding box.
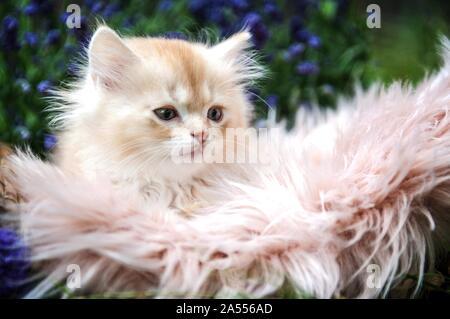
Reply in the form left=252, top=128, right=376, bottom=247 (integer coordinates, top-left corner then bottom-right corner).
left=153, top=107, right=178, bottom=121
left=207, top=106, right=223, bottom=122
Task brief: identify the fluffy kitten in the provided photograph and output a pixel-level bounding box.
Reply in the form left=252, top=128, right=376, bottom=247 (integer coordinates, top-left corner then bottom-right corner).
left=51, top=26, right=262, bottom=202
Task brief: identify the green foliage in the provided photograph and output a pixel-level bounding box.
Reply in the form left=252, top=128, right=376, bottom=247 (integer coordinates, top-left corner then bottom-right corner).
left=0, top=0, right=375, bottom=152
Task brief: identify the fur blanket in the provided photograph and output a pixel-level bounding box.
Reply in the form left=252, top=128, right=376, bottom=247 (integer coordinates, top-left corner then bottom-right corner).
left=2, top=40, right=450, bottom=299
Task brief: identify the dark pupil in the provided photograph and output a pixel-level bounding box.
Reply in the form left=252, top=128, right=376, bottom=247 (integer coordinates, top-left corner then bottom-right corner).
left=208, top=108, right=221, bottom=121
left=158, top=109, right=175, bottom=120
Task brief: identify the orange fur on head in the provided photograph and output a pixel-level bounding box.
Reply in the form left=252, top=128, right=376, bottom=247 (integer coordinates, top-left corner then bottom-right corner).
left=52, top=26, right=263, bottom=184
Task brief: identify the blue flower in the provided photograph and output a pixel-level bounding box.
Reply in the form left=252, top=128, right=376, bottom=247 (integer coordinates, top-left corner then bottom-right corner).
left=45, top=29, right=61, bottom=45
left=266, top=94, right=278, bottom=108
left=59, top=12, right=70, bottom=24
left=1, top=16, right=20, bottom=51
left=3, top=16, right=18, bottom=31
left=242, top=13, right=269, bottom=49
left=188, top=0, right=208, bottom=18
left=263, top=2, right=282, bottom=20
left=230, top=0, right=249, bottom=14
left=37, top=80, right=52, bottom=94
left=102, top=3, right=120, bottom=18
left=0, top=227, right=30, bottom=297
left=44, top=134, right=57, bottom=150
left=23, top=3, right=40, bottom=16
left=91, top=2, right=104, bottom=14
left=26, top=0, right=53, bottom=13
left=296, top=61, right=319, bottom=75
left=308, top=35, right=321, bottom=48
left=207, top=10, right=227, bottom=27
left=283, top=43, right=305, bottom=60
left=243, top=12, right=262, bottom=27
left=294, top=29, right=311, bottom=42
left=24, top=32, right=38, bottom=47
left=158, top=0, right=173, bottom=11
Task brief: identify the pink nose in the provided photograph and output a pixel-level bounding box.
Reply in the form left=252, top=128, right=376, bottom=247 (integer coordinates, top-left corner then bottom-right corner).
left=191, top=130, right=208, bottom=144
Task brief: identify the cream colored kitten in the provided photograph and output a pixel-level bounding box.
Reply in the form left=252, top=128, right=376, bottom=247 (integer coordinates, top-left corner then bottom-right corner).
left=51, top=26, right=261, bottom=206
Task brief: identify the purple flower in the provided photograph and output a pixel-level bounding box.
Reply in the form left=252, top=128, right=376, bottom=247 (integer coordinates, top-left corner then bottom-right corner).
left=44, top=134, right=57, bottom=150
left=24, top=32, right=38, bottom=47
left=37, top=80, right=52, bottom=94
left=283, top=43, right=305, bottom=60
left=243, top=12, right=262, bottom=27
left=208, top=10, right=227, bottom=27
left=294, top=29, right=311, bottom=43
left=3, top=16, right=18, bottom=31
left=296, top=61, right=319, bottom=75
left=263, top=2, right=282, bottom=20
left=59, top=11, right=70, bottom=24
left=91, top=2, right=104, bottom=14
left=266, top=94, right=278, bottom=108
left=308, top=35, right=321, bottom=48
left=0, top=227, right=30, bottom=297
left=242, top=13, right=269, bottom=49
left=102, top=3, right=120, bottom=18
left=1, top=16, right=20, bottom=51
left=45, top=29, right=61, bottom=45
left=23, top=3, right=40, bottom=15
left=230, top=0, right=249, bottom=14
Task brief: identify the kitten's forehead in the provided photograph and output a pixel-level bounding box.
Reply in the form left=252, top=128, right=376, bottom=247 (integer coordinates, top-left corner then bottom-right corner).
left=125, top=38, right=215, bottom=111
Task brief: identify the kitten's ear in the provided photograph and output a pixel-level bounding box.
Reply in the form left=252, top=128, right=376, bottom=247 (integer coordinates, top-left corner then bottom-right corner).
left=88, top=26, right=139, bottom=90
left=210, top=31, right=263, bottom=84
left=210, top=31, right=252, bottom=62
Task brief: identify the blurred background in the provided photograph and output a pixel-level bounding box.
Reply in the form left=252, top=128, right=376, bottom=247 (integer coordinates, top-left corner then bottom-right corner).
left=0, top=0, right=449, bottom=298
left=0, top=0, right=449, bottom=154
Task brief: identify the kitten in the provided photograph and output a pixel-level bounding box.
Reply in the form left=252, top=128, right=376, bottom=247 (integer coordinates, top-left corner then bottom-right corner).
left=50, top=26, right=261, bottom=207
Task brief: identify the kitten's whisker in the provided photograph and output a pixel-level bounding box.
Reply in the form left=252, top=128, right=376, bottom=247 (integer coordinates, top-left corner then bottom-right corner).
left=248, top=91, right=275, bottom=113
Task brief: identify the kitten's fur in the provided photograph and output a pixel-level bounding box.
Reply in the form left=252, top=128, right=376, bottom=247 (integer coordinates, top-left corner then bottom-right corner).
left=51, top=26, right=261, bottom=204
left=5, top=29, right=450, bottom=298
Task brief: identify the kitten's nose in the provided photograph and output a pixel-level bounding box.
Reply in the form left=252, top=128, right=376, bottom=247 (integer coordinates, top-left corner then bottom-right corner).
left=191, top=130, right=208, bottom=145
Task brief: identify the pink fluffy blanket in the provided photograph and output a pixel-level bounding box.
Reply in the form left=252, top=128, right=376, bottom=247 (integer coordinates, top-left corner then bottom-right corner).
left=4, top=41, right=450, bottom=299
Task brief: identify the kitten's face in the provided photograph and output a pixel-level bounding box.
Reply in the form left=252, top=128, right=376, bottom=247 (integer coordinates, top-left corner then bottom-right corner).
left=83, top=27, right=259, bottom=181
